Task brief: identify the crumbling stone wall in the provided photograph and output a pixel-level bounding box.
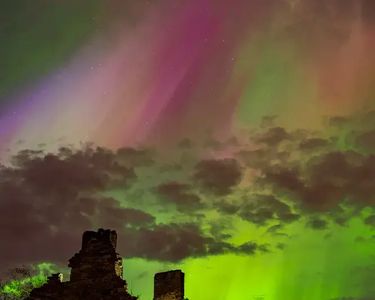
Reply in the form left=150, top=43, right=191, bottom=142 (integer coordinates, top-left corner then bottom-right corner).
left=154, top=270, right=184, bottom=300
left=69, top=229, right=124, bottom=282
left=25, top=273, right=65, bottom=300
left=25, top=229, right=186, bottom=300
left=26, top=229, right=136, bottom=300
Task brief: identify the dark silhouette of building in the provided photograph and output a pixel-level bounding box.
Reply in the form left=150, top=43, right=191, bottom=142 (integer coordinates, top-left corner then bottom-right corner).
left=26, top=229, right=185, bottom=300
left=154, top=270, right=184, bottom=300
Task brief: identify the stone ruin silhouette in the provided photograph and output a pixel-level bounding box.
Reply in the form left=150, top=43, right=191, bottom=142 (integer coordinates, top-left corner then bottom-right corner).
left=26, top=229, right=185, bottom=300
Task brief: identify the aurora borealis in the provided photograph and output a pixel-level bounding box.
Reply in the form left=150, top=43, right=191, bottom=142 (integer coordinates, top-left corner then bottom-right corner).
left=0, top=0, right=374, bottom=299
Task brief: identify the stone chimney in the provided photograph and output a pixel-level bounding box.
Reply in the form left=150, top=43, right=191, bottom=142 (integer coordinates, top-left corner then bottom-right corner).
left=154, top=270, right=185, bottom=300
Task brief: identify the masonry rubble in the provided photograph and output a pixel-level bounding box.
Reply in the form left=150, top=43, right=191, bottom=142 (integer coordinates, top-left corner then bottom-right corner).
left=26, top=229, right=185, bottom=300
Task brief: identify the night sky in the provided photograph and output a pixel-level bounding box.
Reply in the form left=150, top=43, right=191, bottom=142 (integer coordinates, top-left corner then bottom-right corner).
left=0, top=1, right=374, bottom=299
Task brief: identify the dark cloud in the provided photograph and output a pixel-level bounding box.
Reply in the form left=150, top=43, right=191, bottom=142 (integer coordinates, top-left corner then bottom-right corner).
left=329, top=116, right=351, bottom=128
left=116, top=147, right=155, bottom=168
left=2, top=110, right=374, bottom=271
left=9, top=146, right=135, bottom=196
left=299, top=137, right=330, bottom=151
left=177, top=138, right=193, bottom=149
left=203, top=136, right=239, bottom=151
left=238, top=194, right=299, bottom=225
left=0, top=146, right=269, bottom=270
left=266, top=225, right=289, bottom=238
left=260, top=151, right=375, bottom=211
left=306, top=217, right=328, bottom=230
left=216, top=194, right=299, bottom=226
left=260, top=115, right=277, bottom=128
left=207, top=219, right=233, bottom=240
left=276, top=243, right=286, bottom=250
left=364, top=215, right=375, bottom=227
left=0, top=147, right=146, bottom=270
left=118, top=223, right=267, bottom=262
left=94, top=197, right=155, bottom=228
left=215, top=200, right=241, bottom=215
left=328, top=110, right=375, bottom=130
left=238, top=148, right=290, bottom=169
left=235, top=111, right=375, bottom=230
left=0, top=191, right=155, bottom=271
left=203, top=138, right=225, bottom=151
left=354, top=130, right=375, bottom=153
left=328, top=208, right=354, bottom=227
left=255, top=127, right=290, bottom=147
left=155, top=181, right=203, bottom=212
left=266, top=224, right=283, bottom=234
left=193, top=158, right=242, bottom=195
left=205, top=111, right=375, bottom=230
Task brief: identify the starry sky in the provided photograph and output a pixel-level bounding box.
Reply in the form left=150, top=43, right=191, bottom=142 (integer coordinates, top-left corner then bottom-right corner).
left=0, top=1, right=374, bottom=299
